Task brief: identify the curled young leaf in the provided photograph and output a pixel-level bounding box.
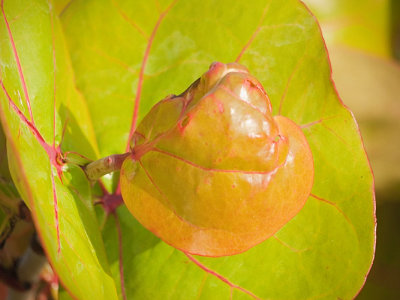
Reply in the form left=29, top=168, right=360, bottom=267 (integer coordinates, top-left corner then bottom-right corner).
left=120, top=62, right=314, bottom=257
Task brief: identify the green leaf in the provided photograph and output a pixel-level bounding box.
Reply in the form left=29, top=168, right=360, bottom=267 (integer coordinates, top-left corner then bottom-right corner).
left=61, top=0, right=375, bottom=299
left=0, top=1, right=117, bottom=299
left=120, top=62, right=314, bottom=257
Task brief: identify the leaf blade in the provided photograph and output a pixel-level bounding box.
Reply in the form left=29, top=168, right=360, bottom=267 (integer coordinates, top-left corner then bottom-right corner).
left=61, top=0, right=375, bottom=298
left=0, top=1, right=118, bottom=298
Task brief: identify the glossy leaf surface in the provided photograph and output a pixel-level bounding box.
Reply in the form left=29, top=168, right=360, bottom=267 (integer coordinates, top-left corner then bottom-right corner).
left=0, top=1, right=117, bottom=299
left=121, top=62, right=314, bottom=256
left=61, top=0, right=375, bottom=299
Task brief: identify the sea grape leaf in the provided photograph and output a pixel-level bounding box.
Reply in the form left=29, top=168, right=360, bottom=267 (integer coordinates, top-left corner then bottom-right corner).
left=60, top=0, right=375, bottom=299
left=0, top=0, right=117, bottom=299
left=120, top=62, right=314, bottom=257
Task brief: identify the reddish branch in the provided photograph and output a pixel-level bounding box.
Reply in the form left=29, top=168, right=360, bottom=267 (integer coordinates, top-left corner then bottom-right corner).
left=83, top=153, right=130, bottom=181
left=1, top=235, right=48, bottom=300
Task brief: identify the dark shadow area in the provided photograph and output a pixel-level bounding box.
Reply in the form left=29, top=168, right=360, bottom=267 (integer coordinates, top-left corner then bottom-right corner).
left=65, top=164, right=112, bottom=275
left=103, top=205, right=160, bottom=263
left=358, top=200, right=400, bottom=299
left=359, top=2, right=400, bottom=298
left=391, top=0, right=400, bottom=61
left=100, top=205, right=160, bottom=296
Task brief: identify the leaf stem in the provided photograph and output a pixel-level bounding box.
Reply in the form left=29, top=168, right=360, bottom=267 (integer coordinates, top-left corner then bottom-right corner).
left=82, top=153, right=130, bottom=181
left=5, top=234, right=47, bottom=300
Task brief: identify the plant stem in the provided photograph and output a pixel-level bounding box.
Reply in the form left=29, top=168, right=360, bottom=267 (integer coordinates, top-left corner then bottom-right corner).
left=6, top=234, right=47, bottom=300
left=83, top=153, right=130, bottom=181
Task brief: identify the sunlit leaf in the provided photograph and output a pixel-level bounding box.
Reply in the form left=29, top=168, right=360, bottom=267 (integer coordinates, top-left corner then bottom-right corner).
left=61, top=0, right=375, bottom=299
left=0, top=0, right=117, bottom=298
left=121, top=62, right=314, bottom=257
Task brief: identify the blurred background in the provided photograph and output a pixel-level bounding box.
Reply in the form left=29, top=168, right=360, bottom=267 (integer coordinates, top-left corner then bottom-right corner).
left=0, top=0, right=398, bottom=299
left=303, top=0, right=400, bottom=298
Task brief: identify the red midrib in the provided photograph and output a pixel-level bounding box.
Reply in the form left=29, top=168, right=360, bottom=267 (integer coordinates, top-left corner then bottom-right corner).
left=152, top=147, right=281, bottom=175
left=50, top=169, right=61, bottom=253
left=111, top=0, right=148, bottom=39
left=1, top=81, right=51, bottom=155
left=1, top=0, right=35, bottom=124
left=235, top=2, right=271, bottom=63
left=184, top=253, right=261, bottom=300
left=113, top=212, right=127, bottom=300
left=126, top=0, right=178, bottom=151
left=278, top=52, right=307, bottom=115
left=1, top=0, right=63, bottom=255
left=300, top=115, right=338, bottom=129
left=310, top=193, right=352, bottom=225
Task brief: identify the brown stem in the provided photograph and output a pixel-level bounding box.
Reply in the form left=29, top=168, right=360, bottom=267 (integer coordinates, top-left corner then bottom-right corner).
left=6, top=235, right=47, bottom=300
left=83, top=153, right=130, bottom=181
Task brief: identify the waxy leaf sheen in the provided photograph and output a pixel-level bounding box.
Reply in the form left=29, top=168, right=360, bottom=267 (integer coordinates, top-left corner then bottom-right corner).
left=61, top=0, right=375, bottom=298
left=120, top=62, right=314, bottom=256
left=11, top=0, right=376, bottom=298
